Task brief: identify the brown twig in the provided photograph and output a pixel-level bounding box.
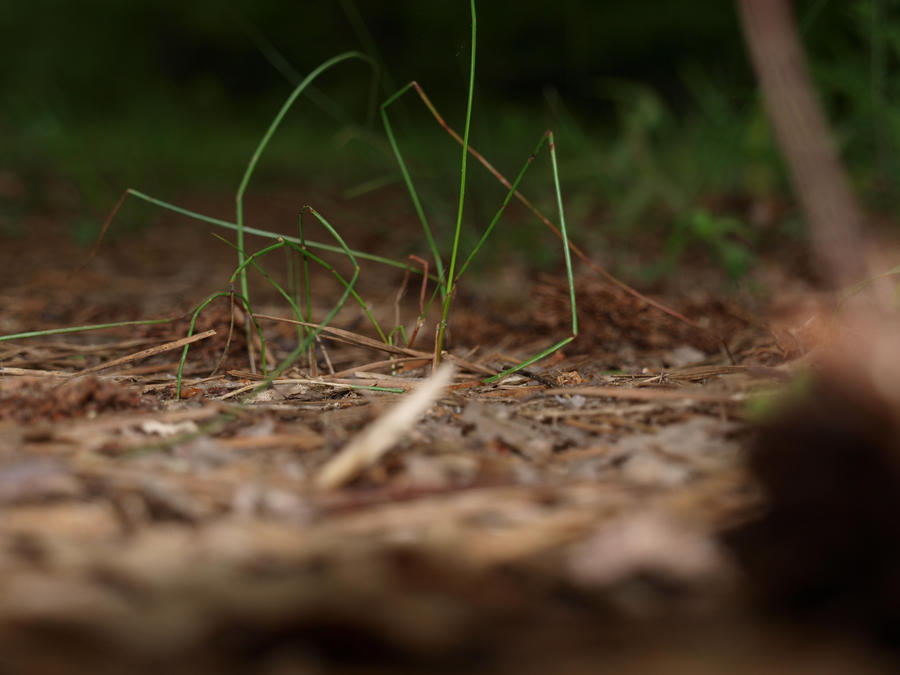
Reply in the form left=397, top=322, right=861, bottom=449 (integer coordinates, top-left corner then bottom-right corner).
left=71, top=330, right=216, bottom=377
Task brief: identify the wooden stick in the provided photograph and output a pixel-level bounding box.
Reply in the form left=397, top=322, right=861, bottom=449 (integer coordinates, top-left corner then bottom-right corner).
left=72, top=329, right=216, bottom=377
left=737, top=0, right=867, bottom=288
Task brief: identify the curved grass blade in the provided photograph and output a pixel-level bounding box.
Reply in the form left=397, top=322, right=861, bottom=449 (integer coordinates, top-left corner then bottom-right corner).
left=217, top=209, right=389, bottom=346
left=176, top=291, right=267, bottom=398
left=97, top=189, right=439, bottom=281
left=396, top=84, right=707, bottom=335
left=380, top=83, right=447, bottom=293
left=482, top=130, right=577, bottom=382
left=0, top=318, right=175, bottom=343
left=379, top=0, right=576, bottom=379
left=235, top=51, right=376, bottom=371
left=238, top=205, right=367, bottom=401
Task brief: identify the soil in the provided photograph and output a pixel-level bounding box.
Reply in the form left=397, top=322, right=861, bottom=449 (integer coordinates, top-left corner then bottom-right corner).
left=1, top=187, right=898, bottom=673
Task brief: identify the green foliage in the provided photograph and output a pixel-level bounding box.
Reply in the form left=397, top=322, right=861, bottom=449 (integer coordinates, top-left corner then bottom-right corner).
left=26, top=0, right=578, bottom=394
left=544, top=71, right=776, bottom=282
left=666, top=209, right=757, bottom=283
left=3, top=0, right=898, bottom=287
left=807, top=0, right=900, bottom=207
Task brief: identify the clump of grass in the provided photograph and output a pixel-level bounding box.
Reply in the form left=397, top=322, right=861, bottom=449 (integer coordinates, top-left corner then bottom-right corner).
left=2, top=0, right=584, bottom=397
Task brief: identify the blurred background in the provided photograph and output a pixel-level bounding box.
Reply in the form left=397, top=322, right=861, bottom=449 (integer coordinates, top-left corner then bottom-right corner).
left=1, top=0, right=896, bottom=282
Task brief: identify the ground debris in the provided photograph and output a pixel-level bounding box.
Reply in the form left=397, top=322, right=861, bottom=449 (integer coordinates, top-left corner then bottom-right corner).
left=0, top=375, right=143, bottom=422
left=0, top=221, right=896, bottom=672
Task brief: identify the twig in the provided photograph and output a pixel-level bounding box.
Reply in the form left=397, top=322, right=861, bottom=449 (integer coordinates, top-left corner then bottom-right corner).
left=70, top=330, right=217, bottom=377
left=315, top=363, right=455, bottom=490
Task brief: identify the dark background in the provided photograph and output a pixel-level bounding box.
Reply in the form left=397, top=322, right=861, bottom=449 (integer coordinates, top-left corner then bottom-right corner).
left=3, top=1, right=753, bottom=119
left=1, top=0, right=895, bottom=268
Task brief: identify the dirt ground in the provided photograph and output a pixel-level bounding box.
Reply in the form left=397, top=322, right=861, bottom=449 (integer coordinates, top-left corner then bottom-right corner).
left=1, top=189, right=899, bottom=673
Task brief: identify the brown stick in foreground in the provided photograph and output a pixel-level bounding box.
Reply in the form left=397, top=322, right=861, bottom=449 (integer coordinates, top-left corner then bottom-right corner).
left=736, top=0, right=867, bottom=288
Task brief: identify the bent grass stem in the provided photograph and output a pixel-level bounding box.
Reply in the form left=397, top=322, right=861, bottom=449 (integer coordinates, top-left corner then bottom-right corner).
left=234, top=51, right=376, bottom=371
left=57, top=0, right=604, bottom=393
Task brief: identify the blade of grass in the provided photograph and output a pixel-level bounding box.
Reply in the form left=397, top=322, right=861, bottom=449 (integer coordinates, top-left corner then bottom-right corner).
left=210, top=234, right=307, bottom=327
left=298, top=208, right=315, bottom=369
left=97, top=189, right=440, bottom=281
left=237, top=205, right=366, bottom=402
left=474, top=131, right=578, bottom=382
left=398, top=82, right=706, bottom=333
left=483, top=336, right=575, bottom=384
left=454, top=133, right=548, bottom=281
left=548, top=131, right=579, bottom=338
left=0, top=318, right=175, bottom=343
left=434, top=0, right=477, bottom=368
left=212, top=211, right=389, bottom=347
left=235, top=51, right=375, bottom=372
left=175, top=291, right=267, bottom=398
left=381, top=83, right=447, bottom=292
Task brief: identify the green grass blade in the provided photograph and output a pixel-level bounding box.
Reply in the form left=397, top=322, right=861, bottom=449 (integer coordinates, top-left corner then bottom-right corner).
left=175, top=291, right=268, bottom=398
left=455, top=133, right=549, bottom=280
left=176, top=291, right=229, bottom=398
left=112, top=189, right=438, bottom=278
left=298, top=208, right=315, bottom=361
left=433, top=0, right=477, bottom=366
left=216, top=220, right=386, bottom=346
left=547, top=131, right=578, bottom=337
left=381, top=83, right=446, bottom=291
left=242, top=266, right=360, bottom=402
left=209, top=234, right=307, bottom=326
left=228, top=240, right=288, bottom=285
left=483, top=336, right=575, bottom=383
left=0, top=318, right=175, bottom=343
left=238, top=204, right=374, bottom=401
left=480, top=132, right=578, bottom=382
left=234, top=50, right=375, bottom=372
left=297, top=205, right=387, bottom=342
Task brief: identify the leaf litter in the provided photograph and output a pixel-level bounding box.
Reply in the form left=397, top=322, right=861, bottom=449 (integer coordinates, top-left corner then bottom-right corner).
left=0, top=215, right=897, bottom=673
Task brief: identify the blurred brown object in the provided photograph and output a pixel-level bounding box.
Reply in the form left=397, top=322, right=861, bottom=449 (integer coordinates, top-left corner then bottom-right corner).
left=725, top=301, right=900, bottom=647
left=733, top=3, right=900, bottom=650
left=725, top=363, right=900, bottom=648
left=737, top=0, right=867, bottom=288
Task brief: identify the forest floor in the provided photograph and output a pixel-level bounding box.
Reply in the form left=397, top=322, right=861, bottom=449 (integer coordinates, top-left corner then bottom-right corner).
left=1, top=185, right=898, bottom=673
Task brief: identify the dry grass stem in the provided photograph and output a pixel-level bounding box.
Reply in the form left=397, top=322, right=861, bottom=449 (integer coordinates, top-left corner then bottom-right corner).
left=72, top=329, right=217, bottom=377
left=315, top=363, right=455, bottom=490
